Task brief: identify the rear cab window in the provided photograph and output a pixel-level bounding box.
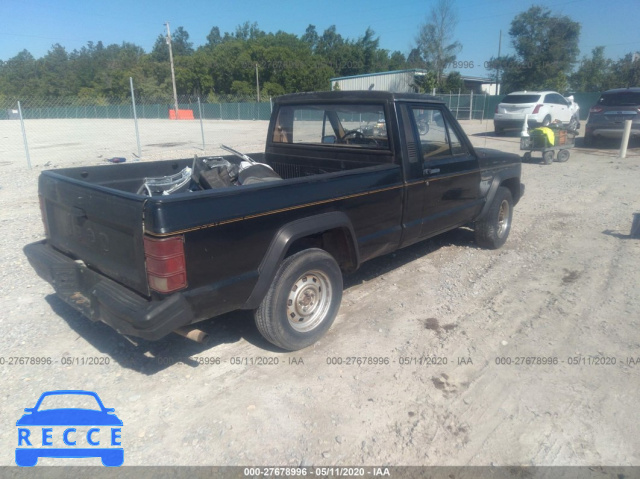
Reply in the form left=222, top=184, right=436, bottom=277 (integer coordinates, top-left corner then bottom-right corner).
left=272, top=103, right=390, bottom=150
left=501, top=94, right=541, bottom=104
left=598, top=91, right=640, bottom=106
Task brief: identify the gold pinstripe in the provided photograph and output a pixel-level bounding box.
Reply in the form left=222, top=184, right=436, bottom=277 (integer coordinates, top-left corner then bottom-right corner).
left=146, top=169, right=480, bottom=237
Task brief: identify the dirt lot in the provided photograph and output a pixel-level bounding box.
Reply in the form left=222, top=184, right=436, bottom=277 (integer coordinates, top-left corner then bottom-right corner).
left=0, top=118, right=639, bottom=467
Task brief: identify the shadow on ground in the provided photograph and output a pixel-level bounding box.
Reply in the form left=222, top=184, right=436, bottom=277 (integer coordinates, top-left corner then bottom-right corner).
left=47, top=227, right=478, bottom=374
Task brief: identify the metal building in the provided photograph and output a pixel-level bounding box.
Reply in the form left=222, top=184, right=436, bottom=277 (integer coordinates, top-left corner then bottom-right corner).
left=330, top=69, right=427, bottom=93
left=330, top=69, right=497, bottom=95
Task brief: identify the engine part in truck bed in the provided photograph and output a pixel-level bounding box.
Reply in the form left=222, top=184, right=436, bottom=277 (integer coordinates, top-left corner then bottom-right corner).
left=238, top=164, right=283, bottom=185
left=137, top=167, right=192, bottom=196
left=192, top=156, right=238, bottom=189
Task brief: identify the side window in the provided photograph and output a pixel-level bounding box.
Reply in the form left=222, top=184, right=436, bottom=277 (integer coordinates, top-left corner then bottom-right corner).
left=448, top=124, right=465, bottom=155
left=410, top=107, right=466, bottom=160
left=546, top=94, right=567, bottom=105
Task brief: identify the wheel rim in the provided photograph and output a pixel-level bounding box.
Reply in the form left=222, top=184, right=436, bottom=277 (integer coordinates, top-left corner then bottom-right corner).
left=287, top=270, right=332, bottom=332
left=497, top=199, right=510, bottom=237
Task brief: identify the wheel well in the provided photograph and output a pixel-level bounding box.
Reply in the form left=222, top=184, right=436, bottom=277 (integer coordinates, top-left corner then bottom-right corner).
left=500, top=178, right=522, bottom=204
left=285, top=228, right=357, bottom=273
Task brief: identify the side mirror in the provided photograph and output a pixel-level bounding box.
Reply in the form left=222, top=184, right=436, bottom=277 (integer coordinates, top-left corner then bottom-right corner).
left=322, top=135, right=336, bottom=144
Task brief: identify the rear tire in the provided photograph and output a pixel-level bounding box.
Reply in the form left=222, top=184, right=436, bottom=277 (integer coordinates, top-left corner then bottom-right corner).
left=568, top=116, right=579, bottom=132
left=543, top=150, right=554, bottom=164
left=556, top=149, right=570, bottom=162
left=475, top=186, right=513, bottom=249
left=583, top=134, right=594, bottom=147
left=254, top=248, right=343, bottom=351
left=542, top=115, right=552, bottom=127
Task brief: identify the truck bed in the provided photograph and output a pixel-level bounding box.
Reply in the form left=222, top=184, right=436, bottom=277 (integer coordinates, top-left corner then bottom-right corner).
left=51, top=152, right=390, bottom=192
left=39, top=152, right=400, bottom=296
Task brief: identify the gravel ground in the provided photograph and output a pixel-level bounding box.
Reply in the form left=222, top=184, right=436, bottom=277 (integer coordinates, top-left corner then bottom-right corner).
left=0, top=118, right=639, bottom=467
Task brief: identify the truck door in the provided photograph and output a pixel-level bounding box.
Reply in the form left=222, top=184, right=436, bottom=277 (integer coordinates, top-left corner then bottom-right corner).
left=403, top=104, right=482, bottom=239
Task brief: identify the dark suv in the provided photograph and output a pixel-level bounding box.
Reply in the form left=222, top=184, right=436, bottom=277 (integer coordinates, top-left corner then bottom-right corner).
left=585, top=87, right=640, bottom=146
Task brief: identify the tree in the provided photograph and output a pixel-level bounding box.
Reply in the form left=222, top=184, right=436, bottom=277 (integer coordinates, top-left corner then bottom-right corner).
left=38, top=44, right=71, bottom=96
left=234, top=21, right=265, bottom=41
left=151, top=26, right=194, bottom=62
left=493, top=6, right=580, bottom=92
left=206, top=27, right=223, bottom=48
left=357, top=27, right=379, bottom=73
left=412, top=71, right=437, bottom=93
left=0, top=50, right=38, bottom=97
left=570, top=47, right=614, bottom=91
left=414, top=0, right=462, bottom=86
left=443, top=71, right=465, bottom=93
left=0, top=23, right=411, bottom=99
left=388, top=51, right=407, bottom=71
left=316, top=25, right=344, bottom=57
left=610, top=53, right=640, bottom=88
left=301, top=25, right=319, bottom=52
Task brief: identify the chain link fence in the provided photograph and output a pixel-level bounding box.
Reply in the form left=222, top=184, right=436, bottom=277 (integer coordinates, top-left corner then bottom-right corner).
left=434, top=93, right=494, bottom=121
left=1, top=88, right=601, bottom=169
left=0, top=91, right=274, bottom=168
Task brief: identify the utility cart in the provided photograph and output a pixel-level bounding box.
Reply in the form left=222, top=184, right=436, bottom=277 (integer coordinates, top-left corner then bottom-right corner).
left=520, top=126, right=576, bottom=165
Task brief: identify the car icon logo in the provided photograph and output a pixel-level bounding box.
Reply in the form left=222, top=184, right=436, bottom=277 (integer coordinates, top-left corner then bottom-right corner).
left=16, top=390, right=123, bottom=467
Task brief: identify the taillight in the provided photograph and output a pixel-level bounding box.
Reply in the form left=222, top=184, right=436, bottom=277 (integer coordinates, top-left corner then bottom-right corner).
left=532, top=104, right=543, bottom=114
left=143, top=235, right=187, bottom=293
left=38, top=195, right=49, bottom=237
left=590, top=106, right=603, bottom=114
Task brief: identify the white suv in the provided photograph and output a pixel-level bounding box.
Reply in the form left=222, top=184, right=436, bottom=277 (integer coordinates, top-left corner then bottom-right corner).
left=494, top=91, right=580, bottom=134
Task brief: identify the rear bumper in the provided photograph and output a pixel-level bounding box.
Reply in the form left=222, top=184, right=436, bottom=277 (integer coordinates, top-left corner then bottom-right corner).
left=23, top=241, right=194, bottom=340
left=585, top=125, right=640, bottom=138
left=494, top=118, right=545, bottom=130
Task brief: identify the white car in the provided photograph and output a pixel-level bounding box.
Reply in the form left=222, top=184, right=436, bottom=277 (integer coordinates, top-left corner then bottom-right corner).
left=494, top=91, right=580, bottom=134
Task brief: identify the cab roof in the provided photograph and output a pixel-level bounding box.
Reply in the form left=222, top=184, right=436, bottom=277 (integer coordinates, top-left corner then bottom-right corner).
left=274, top=90, right=444, bottom=105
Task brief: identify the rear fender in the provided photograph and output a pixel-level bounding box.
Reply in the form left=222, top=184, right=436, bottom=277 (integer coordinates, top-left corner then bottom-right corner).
left=243, top=212, right=359, bottom=309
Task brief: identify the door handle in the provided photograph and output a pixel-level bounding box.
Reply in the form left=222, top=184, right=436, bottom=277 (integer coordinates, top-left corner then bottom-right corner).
left=423, top=168, right=440, bottom=175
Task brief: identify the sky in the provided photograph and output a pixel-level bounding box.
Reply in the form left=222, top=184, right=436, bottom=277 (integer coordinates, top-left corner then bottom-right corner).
left=1, top=0, right=639, bottom=79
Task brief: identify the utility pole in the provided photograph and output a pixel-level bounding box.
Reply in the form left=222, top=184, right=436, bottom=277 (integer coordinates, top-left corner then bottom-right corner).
left=496, top=30, right=502, bottom=96
left=255, top=63, right=260, bottom=103
left=165, top=22, right=179, bottom=119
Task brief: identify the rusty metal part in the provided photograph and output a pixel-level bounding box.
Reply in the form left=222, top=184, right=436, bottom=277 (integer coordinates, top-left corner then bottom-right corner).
left=174, top=326, right=209, bottom=343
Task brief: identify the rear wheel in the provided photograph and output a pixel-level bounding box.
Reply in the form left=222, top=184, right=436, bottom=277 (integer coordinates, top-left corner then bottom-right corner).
left=542, top=115, right=552, bottom=127
left=543, top=150, right=555, bottom=164
left=568, top=116, right=579, bottom=132
left=475, top=186, right=514, bottom=249
left=583, top=134, right=594, bottom=147
left=255, top=248, right=343, bottom=351
left=556, top=149, right=570, bottom=162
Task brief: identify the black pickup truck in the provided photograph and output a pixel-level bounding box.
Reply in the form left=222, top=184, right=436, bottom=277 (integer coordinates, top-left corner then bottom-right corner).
left=25, top=91, right=524, bottom=351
